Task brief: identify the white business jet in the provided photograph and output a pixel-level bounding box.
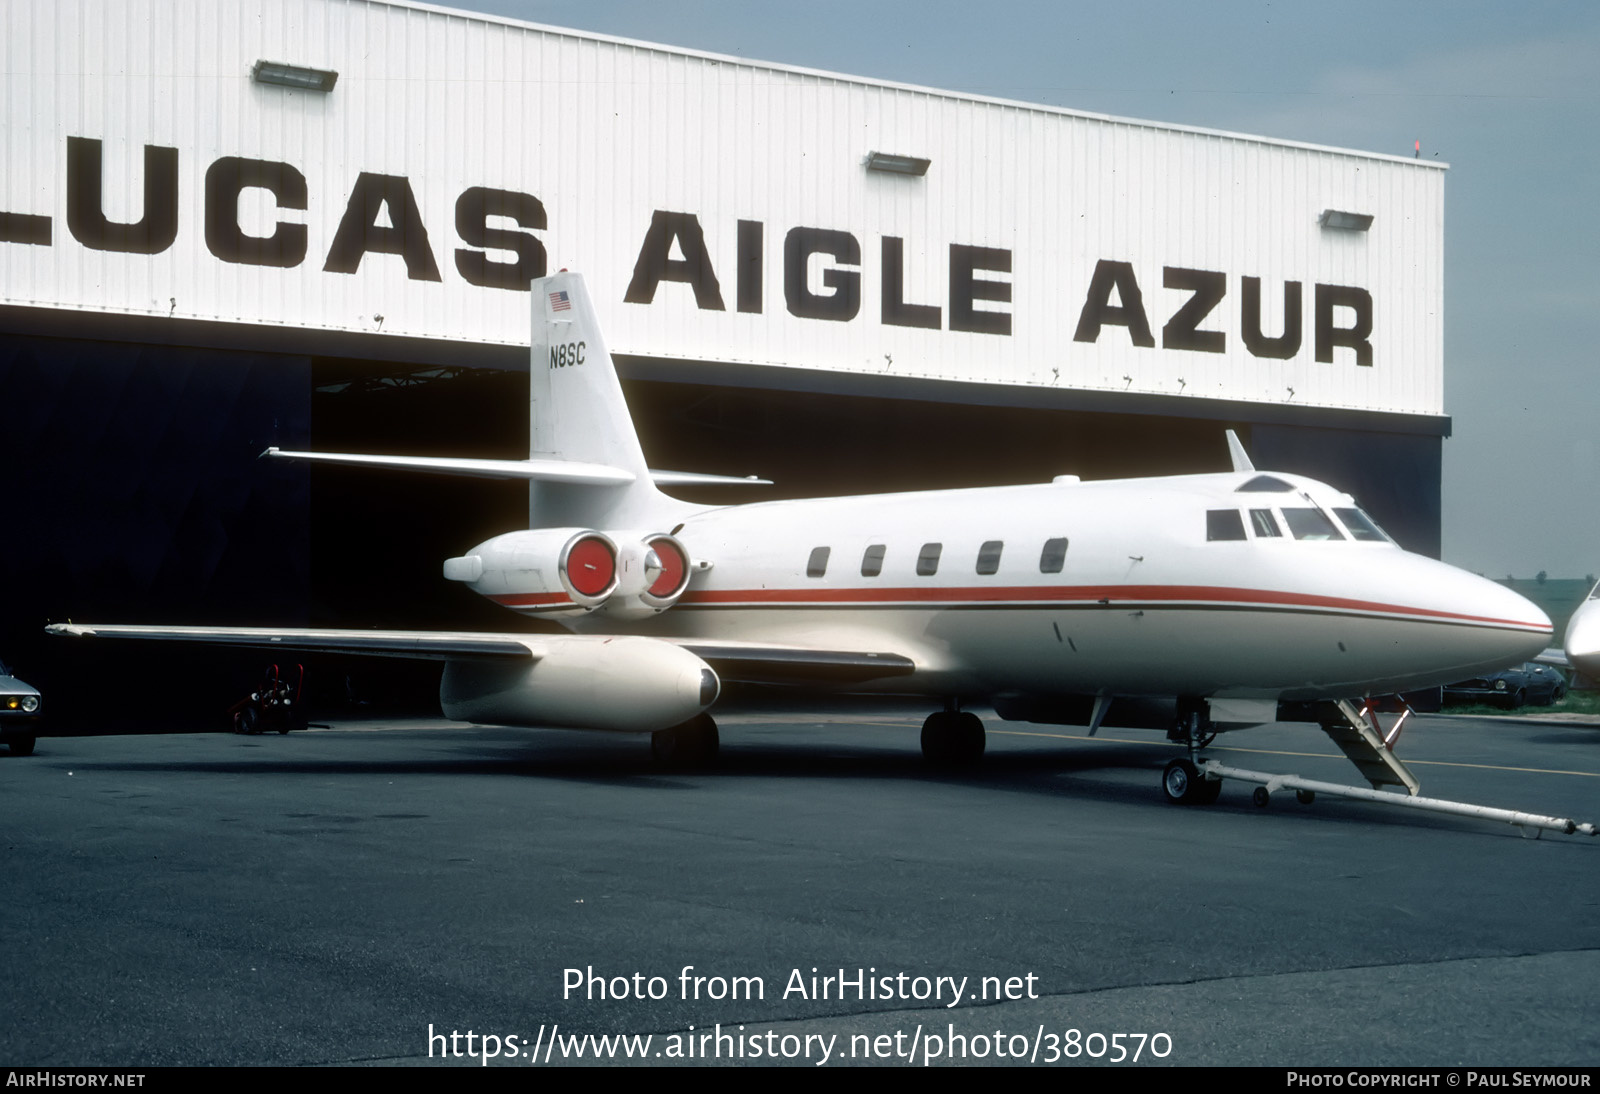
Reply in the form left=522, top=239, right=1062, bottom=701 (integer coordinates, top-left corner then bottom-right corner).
left=1548, top=579, right=1600, bottom=689
left=49, top=273, right=1559, bottom=814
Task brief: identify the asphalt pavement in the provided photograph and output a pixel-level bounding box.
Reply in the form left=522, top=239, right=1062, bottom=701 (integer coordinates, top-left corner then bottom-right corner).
left=2, top=706, right=1597, bottom=1067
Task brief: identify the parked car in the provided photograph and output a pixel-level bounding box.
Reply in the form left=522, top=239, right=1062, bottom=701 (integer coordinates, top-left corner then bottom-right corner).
left=0, top=657, right=41, bottom=755
left=1444, top=662, right=1566, bottom=709
left=1523, top=662, right=1569, bottom=704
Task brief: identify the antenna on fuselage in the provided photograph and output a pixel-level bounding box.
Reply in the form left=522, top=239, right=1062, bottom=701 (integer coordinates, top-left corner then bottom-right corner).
left=1225, top=430, right=1256, bottom=473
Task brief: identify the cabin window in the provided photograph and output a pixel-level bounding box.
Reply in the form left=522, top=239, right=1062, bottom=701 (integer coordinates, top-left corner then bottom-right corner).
left=1206, top=509, right=1247, bottom=541
left=1333, top=508, right=1390, bottom=543
left=1249, top=509, right=1282, bottom=538
left=1040, top=537, right=1069, bottom=573
left=1281, top=508, right=1345, bottom=541
left=806, top=546, right=831, bottom=577
left=976, top=540, right=1004, bottom=575
left=916, top=542, right=943, bottom=576
left=861, top=544, right=886, bottom=577
left=1236, top=475, right=1295, bottom=493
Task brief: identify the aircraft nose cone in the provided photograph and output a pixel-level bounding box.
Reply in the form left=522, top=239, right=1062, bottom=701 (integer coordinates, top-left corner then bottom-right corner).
left=1565, top=598, right=1600, bottom=678
left=1446, top=568, right=1551, bottom=674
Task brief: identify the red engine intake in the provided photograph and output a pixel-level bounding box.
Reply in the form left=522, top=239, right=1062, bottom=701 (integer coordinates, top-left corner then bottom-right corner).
left=559, top=532, right=619, bottom=606
left=640, top=533, right=692, bottom=609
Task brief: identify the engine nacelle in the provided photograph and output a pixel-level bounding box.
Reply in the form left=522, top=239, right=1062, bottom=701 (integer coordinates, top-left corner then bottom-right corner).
left=599, top=532, right=693, bottom=618
left=439, top=635, right=719, bottom=732
left=445, top=528, right=694, bottom=618
left=445, top=527, right=619, bottom=615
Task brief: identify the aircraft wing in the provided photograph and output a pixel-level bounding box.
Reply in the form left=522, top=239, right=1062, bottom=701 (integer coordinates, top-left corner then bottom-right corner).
left=1533, top=647, right=1569, bottom=668
left=44, top=624, right=538, bottom=661
left=44, top=625, right=918, bottom=684
left=669, top=640, right=917, bottom=684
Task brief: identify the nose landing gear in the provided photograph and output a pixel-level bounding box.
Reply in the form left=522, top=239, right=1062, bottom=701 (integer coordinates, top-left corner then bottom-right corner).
left=1162, top=698, right=1221, bottom=804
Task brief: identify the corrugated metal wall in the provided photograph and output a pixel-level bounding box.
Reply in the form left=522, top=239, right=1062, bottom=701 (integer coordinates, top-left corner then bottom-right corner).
left=0, top=0, right=1444, bottom=416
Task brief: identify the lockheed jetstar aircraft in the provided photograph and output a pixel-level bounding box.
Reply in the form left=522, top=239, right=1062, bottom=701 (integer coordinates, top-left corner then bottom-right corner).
left=50, top=273, right=1584, bottom=831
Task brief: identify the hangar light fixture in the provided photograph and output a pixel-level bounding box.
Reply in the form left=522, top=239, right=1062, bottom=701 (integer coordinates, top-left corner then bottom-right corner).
left=252, top=60, right=339, bottom=93
left=1319, top=209, right=1373, bottom=232
left=864, top=151, right=931, bottom=177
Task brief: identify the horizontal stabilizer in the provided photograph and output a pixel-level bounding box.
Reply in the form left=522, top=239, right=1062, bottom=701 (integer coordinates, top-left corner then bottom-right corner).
left=262, top=448, right=634, bottom=485
left=263, top=449, right=770, bottom=487
left=651, top=470, right=773, bottom=487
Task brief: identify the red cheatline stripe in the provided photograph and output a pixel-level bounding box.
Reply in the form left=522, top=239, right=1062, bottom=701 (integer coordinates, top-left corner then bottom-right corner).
left=668, top=584, right=1548, bottom=631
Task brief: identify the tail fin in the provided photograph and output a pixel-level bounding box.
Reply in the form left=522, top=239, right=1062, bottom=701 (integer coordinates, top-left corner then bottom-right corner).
left=527, top=272, right=679, bottom=529
left=263, top=271, right=750, bottom=529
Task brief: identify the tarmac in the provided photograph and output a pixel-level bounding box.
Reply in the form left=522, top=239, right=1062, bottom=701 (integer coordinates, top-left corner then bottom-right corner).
left=2, top=704, right=1597, bottom=1067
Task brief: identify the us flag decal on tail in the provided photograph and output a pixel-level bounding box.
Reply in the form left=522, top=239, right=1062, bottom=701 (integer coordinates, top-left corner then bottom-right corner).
left=549, top=290, right=572, bottom=312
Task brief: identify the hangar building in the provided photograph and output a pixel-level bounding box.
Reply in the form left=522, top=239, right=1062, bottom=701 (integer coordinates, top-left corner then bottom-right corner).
left=0, top=0, right=1448, bottom=716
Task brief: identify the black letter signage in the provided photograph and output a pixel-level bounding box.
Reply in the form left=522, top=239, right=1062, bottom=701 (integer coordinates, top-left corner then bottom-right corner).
left=67, top=136, right=179, bottom=254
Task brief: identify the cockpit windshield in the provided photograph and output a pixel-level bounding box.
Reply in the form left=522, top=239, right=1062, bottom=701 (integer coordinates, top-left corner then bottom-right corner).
left=1206, top=503, right=1397, bottom=545
left=1333, top=507, right=1392, bottom=543
left=1280, top=508, right=1345, bottom=541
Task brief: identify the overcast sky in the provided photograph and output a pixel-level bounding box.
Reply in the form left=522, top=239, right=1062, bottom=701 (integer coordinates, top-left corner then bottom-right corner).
left=449, top=0, right=1599, bottom=577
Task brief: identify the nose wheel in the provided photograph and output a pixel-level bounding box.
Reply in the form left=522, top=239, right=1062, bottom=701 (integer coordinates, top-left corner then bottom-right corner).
left=1162, top=757, right=1222, bottom=805
left=1162, top=699, right=1221, bottom=804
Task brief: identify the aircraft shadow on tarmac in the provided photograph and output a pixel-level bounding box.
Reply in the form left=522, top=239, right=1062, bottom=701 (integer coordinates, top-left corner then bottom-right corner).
left=25, top=729, right=1582, bottom=839
left=31, top=736, right=1159, bottom=790
left=1523, top=727, right=1600, bottom=747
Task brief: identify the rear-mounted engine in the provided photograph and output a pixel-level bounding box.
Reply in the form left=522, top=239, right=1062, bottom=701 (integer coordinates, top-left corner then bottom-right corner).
left=559, top=531, right=620, bottom=606
left=445, top=528, right=696, bottom=616
left=638, top=533, right=691, bottom=610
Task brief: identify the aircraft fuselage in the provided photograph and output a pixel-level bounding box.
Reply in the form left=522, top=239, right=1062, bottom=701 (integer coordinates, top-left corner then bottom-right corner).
left=467, top=470, right=1550, bottom=704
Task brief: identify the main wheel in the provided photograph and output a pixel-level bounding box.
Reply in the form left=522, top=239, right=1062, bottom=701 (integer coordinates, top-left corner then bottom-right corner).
left=921, top=712, right=952, bottom=765
left=954, top=711, right=985, bottom=765
left=1162, top=757, right=1216, bottom=805
left=651, top=713, right=719, bottom=769
left=922, top=710, right=985, bottom=768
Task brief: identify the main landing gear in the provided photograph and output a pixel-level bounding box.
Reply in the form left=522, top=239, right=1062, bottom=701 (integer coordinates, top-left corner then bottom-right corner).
left=651, top=713, right=719, bottom=769
left=921, top=705, right=985, bottom=768
left=1161, top=698, right=1221, bottom=805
